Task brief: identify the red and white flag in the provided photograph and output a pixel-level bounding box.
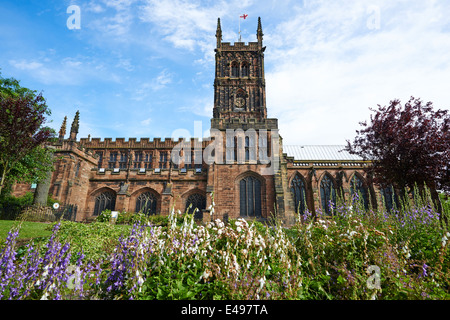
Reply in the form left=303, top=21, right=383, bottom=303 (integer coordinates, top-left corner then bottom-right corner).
left=240, top=14, right=248, bottom=19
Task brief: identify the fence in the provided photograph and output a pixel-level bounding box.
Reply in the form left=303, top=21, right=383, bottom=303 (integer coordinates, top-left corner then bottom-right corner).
left=0, top=203, right=78, bottom=222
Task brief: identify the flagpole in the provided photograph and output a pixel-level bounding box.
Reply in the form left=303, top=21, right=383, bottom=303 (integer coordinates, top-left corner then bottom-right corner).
left=239, top=16, right=241, bottom=42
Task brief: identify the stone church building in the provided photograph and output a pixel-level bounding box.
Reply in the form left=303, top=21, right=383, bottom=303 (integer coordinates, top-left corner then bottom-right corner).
left=13, top=18, right=389, bottom=226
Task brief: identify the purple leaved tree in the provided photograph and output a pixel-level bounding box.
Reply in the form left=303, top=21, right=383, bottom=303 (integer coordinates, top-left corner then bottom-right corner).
left=345, top=96, right=450, bottom=212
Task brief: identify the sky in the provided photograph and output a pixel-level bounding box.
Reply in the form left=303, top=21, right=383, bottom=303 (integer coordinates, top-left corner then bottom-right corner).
left=1, top=0, right=449, bottom=145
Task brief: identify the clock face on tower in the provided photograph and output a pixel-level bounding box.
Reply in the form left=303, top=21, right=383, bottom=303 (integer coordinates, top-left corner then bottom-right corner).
left=234, top=97, right=245, bottom=108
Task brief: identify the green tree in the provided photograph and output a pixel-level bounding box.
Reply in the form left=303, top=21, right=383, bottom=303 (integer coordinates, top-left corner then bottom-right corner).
left=0, top=73, right=55, bottom=197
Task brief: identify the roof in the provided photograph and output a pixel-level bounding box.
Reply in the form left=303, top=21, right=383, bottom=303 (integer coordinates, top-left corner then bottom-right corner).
left=283, top=145, right=363, bottom=161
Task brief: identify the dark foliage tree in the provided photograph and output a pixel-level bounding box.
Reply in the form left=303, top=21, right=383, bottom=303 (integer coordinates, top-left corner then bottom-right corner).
left=345, top=96, right=450, bottom=211
left=0, top=74, right=54, bottom=197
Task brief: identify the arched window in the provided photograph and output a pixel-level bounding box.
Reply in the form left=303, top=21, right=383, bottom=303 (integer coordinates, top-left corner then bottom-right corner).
left=241, top=61, right=250, bottom=77
left=240, top=176, right=262, bottom=217
left=231, top=61, right=239, bottom=77
left=185, top=193, right=206, bottom=220
left=350, top=174, right=369, bottom=210
left=290, top=174, right=307, bottom=215
left=93, top=191, right=116, bottom=216
left=320, top=173, right=336, bottom=214
left=380, top=185, right=398, bottom=213
left=245, top=136, right=250, bottom=161
left=136, top=192, right=157, bottom=215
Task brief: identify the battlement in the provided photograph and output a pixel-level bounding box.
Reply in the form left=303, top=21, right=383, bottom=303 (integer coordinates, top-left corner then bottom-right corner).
left=211, top=117, right=278, bottom=131
left=53, top=140, right=98, bottom=162
left=77, top=137, right=211, bottom=149
left=219, top=42, right=261, bottom=51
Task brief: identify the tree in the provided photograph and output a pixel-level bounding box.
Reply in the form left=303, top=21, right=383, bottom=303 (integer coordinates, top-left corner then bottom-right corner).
left=345, top=96, right=450, bottom=210
left=0, top=74, right=55, bottom=197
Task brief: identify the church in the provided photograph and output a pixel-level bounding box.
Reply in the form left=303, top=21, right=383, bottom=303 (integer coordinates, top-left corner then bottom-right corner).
left=12, top=18, right=385, bottom=226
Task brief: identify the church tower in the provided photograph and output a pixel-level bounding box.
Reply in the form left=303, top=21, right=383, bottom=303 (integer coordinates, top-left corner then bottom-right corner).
left=206, top=17, right=288, bottom=224
left=211, top=17, right=277, bottom=131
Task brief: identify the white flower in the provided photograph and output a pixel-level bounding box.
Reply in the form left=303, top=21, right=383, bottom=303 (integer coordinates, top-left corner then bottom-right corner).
left=258, top=277, right=266, bottom=291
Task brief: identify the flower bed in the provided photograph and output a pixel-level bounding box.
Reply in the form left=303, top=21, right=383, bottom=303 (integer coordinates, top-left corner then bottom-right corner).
left=1, top=194, right=449, bottom=300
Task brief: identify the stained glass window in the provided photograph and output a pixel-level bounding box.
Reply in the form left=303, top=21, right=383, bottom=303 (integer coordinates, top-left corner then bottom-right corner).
left=136, top=192, right=157, bottom=215
left=320, top=173, right=336, bottom=215
left=94, top=191, right=116, bottom=216
left=185, top=193, right=206, bottom=220
left=350, top=174, right=369, bottom=210
left=290, top=174, right=307, bottom=215
left=240, top=176, right=262, bottom=217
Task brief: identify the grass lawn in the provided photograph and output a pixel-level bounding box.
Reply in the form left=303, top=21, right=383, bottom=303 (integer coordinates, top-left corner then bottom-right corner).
left=0, top=220, right=53, bottom=245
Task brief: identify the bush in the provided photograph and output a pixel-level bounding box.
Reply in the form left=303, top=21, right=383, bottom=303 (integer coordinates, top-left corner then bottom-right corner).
left=49, top=221, right=130, bottom=263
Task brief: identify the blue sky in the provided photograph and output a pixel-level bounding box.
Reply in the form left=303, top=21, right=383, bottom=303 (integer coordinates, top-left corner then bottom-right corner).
left=1, top=0, right=449, bottom=145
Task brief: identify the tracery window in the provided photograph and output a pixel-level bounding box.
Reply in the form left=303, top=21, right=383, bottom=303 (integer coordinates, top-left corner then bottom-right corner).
left=95, top=151, right=103, bottom=169
left=241, top=61, right=250, bottom=77
left=380, top=185, right=398, bottom=213
left=93, top=191, right=116, bottom=216
left=136, top=192, right=157, bottom=215
left=290, top=174, right=307, bottom=215
left=185, top=193, right=206, bottom=220
left=144, top=153, right=152, bottom=169
left=231, top=61, right=239, bottom=77
left=320, top=173, right=336, bottom=214
left=134, top=151, right=143, bottom=169
left=159, top=151, right=168, bottom=169
left=350, top=174, right=369, bottom=210
left=240, top=176, right=262, bottom=217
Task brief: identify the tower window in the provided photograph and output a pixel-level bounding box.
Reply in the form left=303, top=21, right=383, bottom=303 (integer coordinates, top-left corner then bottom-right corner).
left=241, top=61, right=250, bottom=77
left=231, top=61, right=239, bottom=77
left=240, top=176, right=262, bottom=217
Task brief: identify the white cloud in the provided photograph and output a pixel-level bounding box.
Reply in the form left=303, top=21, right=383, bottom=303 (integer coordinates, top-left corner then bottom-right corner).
left=140, top=117, right=152, bottom=126
left=9, top=60, right=43, bottom=70
left=264, top=0, right=450, bottom=145
left=131, top=69, right=174, bottom=101
left=8, top=56, right=121, bottom=86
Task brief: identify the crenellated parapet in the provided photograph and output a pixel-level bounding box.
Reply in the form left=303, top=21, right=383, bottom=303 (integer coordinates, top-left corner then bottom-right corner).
left=211, top=117, right=278, bottom=130
left=219, top=42, right=261, bottom=51
left=77, top=137, right=211, bottom=149
left=53, top=140, right=98, bottom=165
